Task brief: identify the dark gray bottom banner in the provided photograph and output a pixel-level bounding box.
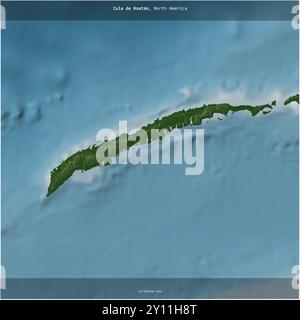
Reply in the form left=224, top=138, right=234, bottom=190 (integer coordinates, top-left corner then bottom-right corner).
left=2, top=278, right=298, bottom=299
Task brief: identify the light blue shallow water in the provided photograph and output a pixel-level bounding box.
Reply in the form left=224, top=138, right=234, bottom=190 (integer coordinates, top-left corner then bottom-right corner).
left=1, top=19, right=299, bottom=296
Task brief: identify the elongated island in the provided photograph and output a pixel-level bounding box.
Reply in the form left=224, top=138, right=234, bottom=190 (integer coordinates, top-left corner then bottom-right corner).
left=47, top=94, right=299, bottom=197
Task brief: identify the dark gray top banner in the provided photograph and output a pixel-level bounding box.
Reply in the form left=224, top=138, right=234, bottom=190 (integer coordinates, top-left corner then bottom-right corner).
left=2, top=1, right=299, bottom=21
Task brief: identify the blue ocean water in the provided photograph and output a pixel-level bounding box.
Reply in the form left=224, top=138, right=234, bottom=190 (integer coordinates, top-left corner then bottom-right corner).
left=1, top=19, right=299, bottom=297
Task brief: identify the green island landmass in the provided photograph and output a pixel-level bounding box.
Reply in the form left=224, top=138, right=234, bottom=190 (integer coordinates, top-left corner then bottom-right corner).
left=284, top=94, right=299, bottom=105
left=47, top=94, right=299, bottom=197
